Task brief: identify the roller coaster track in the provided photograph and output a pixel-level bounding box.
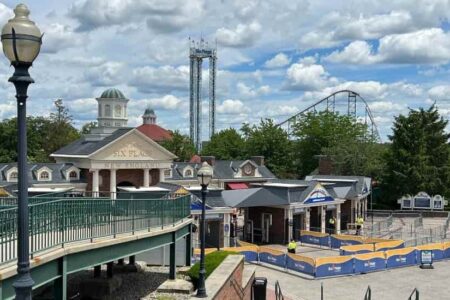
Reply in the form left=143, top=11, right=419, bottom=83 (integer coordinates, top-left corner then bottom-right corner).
left=276, top=90, right=381, bottom=142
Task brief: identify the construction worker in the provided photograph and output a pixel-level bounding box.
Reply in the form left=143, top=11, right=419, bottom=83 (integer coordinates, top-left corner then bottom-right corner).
left=287, top=239, right=297, bottom=254
left=356, top=216, right=364, bottom=235
left=328, top=216, right=336, bottom=233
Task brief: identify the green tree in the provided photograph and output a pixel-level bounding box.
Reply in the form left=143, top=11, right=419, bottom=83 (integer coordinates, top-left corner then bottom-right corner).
left=292, top=111, right=379, bottom=177
left=241, top=119, right=293, bottom=177
left=202, top=128, right=245, bottom=160
left=382, top=105, right=450, bottom=207
left=81, top=121, right=98, bottom=134
left=160, top=130, right=196, bottom=162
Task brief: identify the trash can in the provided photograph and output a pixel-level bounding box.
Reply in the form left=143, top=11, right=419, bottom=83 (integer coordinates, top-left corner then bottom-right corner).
left=253, top=277, right=267, bottom=300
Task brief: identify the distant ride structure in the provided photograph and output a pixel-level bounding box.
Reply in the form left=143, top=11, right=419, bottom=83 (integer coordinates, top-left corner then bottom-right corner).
left=276, top=90, right=381, bottom=142
left=189, top=38, right=217, bottom=151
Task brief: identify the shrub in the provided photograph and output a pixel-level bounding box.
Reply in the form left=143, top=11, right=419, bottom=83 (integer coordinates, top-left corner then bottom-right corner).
left=187, top=250, right=238, bottom=289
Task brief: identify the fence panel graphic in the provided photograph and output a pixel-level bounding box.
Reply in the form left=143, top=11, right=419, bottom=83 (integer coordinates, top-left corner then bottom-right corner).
left=374, top=240, right=405, bottom=252
left=330, top=234, right=364, bottom=249
left=300, top=230, right=329, bottom=247
left=223, top=246, right=259, bottom=262
left=385, top=247, right=417, bottom=268
left=354, top=252, right=386, bottom=273
left=416, top=243, right=444, bottom=261
left=286, top=253, right=315, bottom=276
left=315, top=256, right=354, bottom=277
left=259, top=246, right=286, bottom=268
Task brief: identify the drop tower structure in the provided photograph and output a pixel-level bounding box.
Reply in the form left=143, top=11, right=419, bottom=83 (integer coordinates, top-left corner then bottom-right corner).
left=189, top=38, right=217, bottom=151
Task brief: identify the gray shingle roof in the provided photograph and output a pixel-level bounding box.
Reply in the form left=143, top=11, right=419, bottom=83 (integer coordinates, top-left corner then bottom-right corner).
left=223, top=187, right=288, bottom=208
left=168, top=159, right=276, bottom=181
left=0, top=163, right=84, bottom=184
left=52, top=128, right=133, bottom=156
left=306, top=175, right=371, bottom=198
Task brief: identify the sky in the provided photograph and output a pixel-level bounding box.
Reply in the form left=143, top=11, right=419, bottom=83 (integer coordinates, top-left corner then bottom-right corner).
left=1, top=0, right=450, bottom=141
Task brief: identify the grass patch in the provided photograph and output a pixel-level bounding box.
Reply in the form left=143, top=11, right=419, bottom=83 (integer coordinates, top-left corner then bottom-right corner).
left=187, top=250, right=237, bottom=289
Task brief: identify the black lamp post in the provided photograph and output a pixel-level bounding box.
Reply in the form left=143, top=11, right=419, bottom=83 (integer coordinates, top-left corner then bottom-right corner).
left=196, top=162, right=213, bottom=298
left=1, top=4, right=42, bottom=299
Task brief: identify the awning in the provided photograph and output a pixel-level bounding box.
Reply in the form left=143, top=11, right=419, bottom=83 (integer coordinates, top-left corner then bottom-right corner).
left=227, top=183, right=248, bottom=190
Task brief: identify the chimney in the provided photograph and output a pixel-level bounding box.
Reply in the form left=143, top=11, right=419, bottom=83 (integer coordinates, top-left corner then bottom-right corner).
left=318, top=155, right=334, bottom=175
left=251, top=156, right=264, bottom=166
left=201, top=156, right=216, bottom=166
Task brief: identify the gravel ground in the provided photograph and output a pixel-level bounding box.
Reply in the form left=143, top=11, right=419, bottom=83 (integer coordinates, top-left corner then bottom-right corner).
left=35, top=262, right=192, bottom=300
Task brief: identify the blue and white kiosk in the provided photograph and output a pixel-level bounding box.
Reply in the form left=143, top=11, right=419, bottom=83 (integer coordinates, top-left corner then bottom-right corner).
left=398, top=192, right=447, bottom=210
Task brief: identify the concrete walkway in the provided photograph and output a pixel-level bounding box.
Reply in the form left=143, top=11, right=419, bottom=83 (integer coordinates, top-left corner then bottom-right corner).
left=255, top=260, right=450, bottom=299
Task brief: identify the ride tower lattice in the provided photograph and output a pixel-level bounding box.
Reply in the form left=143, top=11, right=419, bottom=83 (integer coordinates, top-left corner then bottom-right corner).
left=189, top=38, right=217, bottom=151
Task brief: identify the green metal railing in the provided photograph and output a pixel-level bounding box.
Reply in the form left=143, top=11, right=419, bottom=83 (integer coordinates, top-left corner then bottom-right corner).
left=0, top=195, right=191, bottom=265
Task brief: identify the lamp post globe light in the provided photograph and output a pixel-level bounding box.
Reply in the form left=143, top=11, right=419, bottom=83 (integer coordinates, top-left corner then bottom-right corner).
left=196, top=162, right=213, bottom=298
left=1, top=4, right=42, bottom=299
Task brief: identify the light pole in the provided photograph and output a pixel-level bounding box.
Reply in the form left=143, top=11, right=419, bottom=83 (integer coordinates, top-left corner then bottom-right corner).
left=196, top=162, right=213, bottom=298
left=1, top=4, right=42, bottom=299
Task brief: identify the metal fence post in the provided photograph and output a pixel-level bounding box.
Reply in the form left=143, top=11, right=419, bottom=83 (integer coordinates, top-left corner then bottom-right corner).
left=132, top=199, right=135, bottom=235
left=321, top=282, right=324, bottom=300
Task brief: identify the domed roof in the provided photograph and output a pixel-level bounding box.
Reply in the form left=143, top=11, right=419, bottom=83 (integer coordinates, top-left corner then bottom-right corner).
left=144, top=107, right=155, bottom=115
left=99, top=88, right=126, bottom=99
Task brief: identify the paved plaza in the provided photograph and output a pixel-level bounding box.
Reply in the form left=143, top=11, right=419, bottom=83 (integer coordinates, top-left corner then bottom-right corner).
left=255, top=260, right=450, bottom=299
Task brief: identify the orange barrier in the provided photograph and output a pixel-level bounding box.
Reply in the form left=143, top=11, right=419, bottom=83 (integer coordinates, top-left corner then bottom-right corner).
left=340, top=243, right=374, bottom=255
left=374, top=240, right=404, bottom=251
left=416, top=243, right=444, bottom=260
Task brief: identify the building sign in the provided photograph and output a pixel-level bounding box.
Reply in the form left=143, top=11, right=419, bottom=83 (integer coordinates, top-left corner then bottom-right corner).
left=101, top=162, right=163, bottom=169
left=112, top=142, right=150, bottom=159
left=304, top=183, right=334, bottom=204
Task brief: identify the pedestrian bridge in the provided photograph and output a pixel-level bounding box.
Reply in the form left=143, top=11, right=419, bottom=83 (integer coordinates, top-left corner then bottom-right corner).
left=0, top=195, right=192, bottom=299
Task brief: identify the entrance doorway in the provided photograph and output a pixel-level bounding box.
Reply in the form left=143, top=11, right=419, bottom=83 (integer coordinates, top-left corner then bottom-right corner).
left=293, top=213, right=305, bottom=240
left=310, top=207, right=320, bottom=231
left=261, top=213, right=272, bottom=243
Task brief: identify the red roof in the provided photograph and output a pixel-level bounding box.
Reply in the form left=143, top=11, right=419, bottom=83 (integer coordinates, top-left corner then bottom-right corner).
left=136, top=124, right=172, bottom=142
left=190, top=155, right=201, bottom=163
left=227, top=183, right=249, bottom=190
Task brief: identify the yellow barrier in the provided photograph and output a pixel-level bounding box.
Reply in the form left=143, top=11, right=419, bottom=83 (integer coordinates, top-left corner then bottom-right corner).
left=415, top=243, right=444, bottom=251
left=193, top=248, right=217, bottom=255
left=259, top=246, right=286, bottom=256
left=331, top=234, right=365, bottom=243
left=374, top=240, right=404, bottom=251
left=315, top=255, right=353, bottom=267
left=238, top=240, right=259, bottom=247
left=364, top=237, right=393, bottom=244
left=353, top=251, right=385, bottom=260
left=340, top=243, right=374, bottom=253
left=222, top=246, right=259, bottom=252
left=287, top=253, right=315, bottom=266
left=300, top=230, right=328, bottom=237
left=385, top=247, right=415, bottom=258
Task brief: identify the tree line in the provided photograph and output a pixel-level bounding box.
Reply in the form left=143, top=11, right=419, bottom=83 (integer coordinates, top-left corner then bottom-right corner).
left=164, top=105, right=450, bottom=208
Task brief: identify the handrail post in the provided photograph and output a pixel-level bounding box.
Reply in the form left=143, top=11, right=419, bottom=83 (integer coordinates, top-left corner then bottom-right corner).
left=132, top=199, right=135, bottom=235
left=90, top=199, right=93, bottom=242
left=113, top=199, right=116, bottom=238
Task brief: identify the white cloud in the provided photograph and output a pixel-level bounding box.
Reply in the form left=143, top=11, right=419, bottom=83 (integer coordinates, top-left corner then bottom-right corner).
left=369, top=101, right=405, bottom=113
left=217, top=99, right=249, bottom=114
left=138, top=95, right=183, bottom=110
left=129, top=65, right=189, bottom=93
left=285, top=62, right=337, bottom=91
left=41, top=23, right=84, bottom=53
left=237, top=82, right=270, bottom=98
left=428, top=85, right=450, bottom=101
left=69, top=0, right=205, bottom=33
left=216, top=21, right=262, bottom=48
left=264, top=53, right=291, bottom=68
left=84, top=61, right=125, bottom=87
left=325, top=28, right=450, bottom=65
left=325, top=41, right=377, bottom=64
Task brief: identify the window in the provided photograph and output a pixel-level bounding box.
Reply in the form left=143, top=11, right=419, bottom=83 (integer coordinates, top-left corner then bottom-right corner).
left=114, top=105, right=122, bottom=117
left=105, top=104, right=111, bottom=117
left=164, top=169, right=171, bottom=178
left=69, top=171, right=78, bottom=179
left=184, top=169, right=193, bottom=177
left=39, top=171, right=50, bottom=180
left=115, top=122, right=121, bottom=127
left=9, top=171, right=18, bottom=182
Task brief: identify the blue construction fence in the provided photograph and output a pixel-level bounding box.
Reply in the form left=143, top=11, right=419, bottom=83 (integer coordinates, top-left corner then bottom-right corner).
left=192, top=241, right=450, bottom=278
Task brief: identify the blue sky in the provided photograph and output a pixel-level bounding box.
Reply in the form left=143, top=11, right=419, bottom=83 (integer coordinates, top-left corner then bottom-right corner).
left=1, top=1, right=450, bottom=141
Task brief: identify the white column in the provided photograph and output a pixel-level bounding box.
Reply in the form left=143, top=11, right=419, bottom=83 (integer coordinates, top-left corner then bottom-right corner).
left=305, top=208, right=310, bottom=231
left=223, top=213, right=231, bottom=247
left=350, top=200, right=355, bottom=224
left=143, top=168, right=150, bottom=187
left=110, top=169, right=116, bottom=200
left=288, top=207, right=293, bottom=241
left=336, top=204, right=341, bottom=234
left=159, top=169, right=165, bottom=183
left=321, top=206, right=326, bottom=233
left=92, top=169, right=99, bottom=198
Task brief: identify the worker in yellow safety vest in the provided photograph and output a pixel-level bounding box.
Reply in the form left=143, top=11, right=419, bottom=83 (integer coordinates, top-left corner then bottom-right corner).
left=287, top=239, right=297, bottom=254
left=356, top=216, right=364, bottom=235
left=328, top=217, right=336, bottom=233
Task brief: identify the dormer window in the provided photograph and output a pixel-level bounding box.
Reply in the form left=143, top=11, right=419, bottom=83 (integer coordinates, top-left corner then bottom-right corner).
left=69, top=171, right=78, bottom=179
left=185, top=169, right=193, bottom=177
left=9, top=171, right=18, bottom=182
left=65, top=167, right=80, bottom=181
left=164, top=169, right=172, bottom=178
left=39, top=171, right=50, bottom=181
